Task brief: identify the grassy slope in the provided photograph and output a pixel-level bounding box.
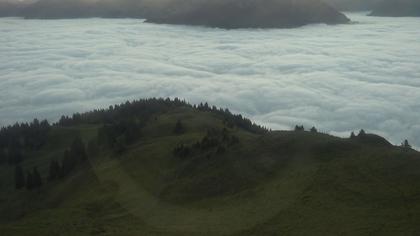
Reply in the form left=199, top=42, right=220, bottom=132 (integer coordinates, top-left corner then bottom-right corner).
left=1, top=106, right=420, bottom=235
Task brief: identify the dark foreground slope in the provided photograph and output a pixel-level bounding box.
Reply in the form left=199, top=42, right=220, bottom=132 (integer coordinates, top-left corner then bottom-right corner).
left=370, top=0, right=420, bottom=17
left=145, top=0, right=350, bottom=28
left=0, top=98, right=419, bottom=235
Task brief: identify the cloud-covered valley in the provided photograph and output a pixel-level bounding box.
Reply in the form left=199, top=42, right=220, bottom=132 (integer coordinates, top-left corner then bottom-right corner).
left=1, top=13, right=420, bottom=147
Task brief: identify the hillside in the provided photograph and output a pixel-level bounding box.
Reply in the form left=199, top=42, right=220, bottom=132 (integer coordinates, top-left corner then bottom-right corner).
left=370, top=0, right=420, bottom=17
left=145, top=0, right=350, bottom=28
left=0, top=0, right=350, bottom=28
left=0, top=1, right=32, bottom=17
left=19, top=0, right=146, bottom=19
left=1, top=98, right=420, bottom=235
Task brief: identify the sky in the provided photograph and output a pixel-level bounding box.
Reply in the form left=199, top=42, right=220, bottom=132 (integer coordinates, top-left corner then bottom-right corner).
left=0, top=13, right=420, bottom=147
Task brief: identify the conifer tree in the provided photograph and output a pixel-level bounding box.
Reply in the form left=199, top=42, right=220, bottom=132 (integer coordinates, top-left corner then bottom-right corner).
left=402, top=139, right=411, bottom=149
left=0, top=148, right=6, bottom=165
left=48, top=160, right=60, bottom=181
left=61, top=149, right=74, bottom=177
left=294, top=125, right=304, bottom=132
left=350, top=132, right=356, bottom=139
left=124, top=121, right=141, bottom=144
left=60, top=137, right=89, bottom=177
left=70, top=137, right=87, bottom=162
left=7, top=145, right=23, bottom=165
left=32, top=167, right=42, bottom=188
left=14, top=165, right=25, bottom=189
left=174, top=120, right=186, bottom=134
left=26, top=171, right=34, bottom=190
left=114, top=136, right=126, bottom=154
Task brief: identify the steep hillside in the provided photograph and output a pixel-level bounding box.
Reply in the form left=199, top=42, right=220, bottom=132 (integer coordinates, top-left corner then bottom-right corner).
left=0, top=98, right=419, bottom=235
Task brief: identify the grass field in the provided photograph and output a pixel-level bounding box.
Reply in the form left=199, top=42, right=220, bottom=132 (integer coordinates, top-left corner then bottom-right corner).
left=1, top=104, right=419, bottom=235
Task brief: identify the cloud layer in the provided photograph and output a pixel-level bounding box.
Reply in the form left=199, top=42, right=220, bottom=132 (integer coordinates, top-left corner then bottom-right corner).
left=0, top=13, right=420, bottom=147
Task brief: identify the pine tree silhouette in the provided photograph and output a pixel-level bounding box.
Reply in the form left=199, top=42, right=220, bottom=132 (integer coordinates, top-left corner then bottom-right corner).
left=32, top=167, right=42, bottom=188
left=402, top=139, right=412, bottom=150
left=14, top=165, right=25, bottom=189
left=174, top=120, right=186, bottom=135
left=26, top=171, right=34, bottom=190
left=48, top=160, right=60, bottom=181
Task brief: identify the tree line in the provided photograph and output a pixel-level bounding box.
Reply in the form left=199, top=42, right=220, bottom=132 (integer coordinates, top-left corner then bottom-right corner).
left=173, top=126, right=239, bottom=159
left=14, top=136, right=88, bottom=190
left=14, top=165, right=42, bottom=190
left=57, top=98, right=268, bottom=134
left=0, top=119, right=50, bottom=165
left=2, top=98, right=268, bottom=167
left=97, top=119, right=142, bottom=154
left=297, top=125, right=412, bottom=150
left=195, top=102, right=267, bottom=134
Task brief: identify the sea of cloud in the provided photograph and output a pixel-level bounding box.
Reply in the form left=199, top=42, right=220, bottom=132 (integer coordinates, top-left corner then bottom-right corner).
left=0, top=12, right=419, bottom=147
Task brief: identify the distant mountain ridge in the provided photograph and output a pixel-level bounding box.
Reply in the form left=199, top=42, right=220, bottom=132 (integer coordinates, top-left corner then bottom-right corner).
left=0, top=1, right=32, bottom=17
left=144, top=0, right=350, bottom=29
left=370, top=0, right=420, bottom=16
left=0, top=0, right=350, bottom=28
left=325, top=0, right=420, bottom=16
left=323, top=0, right=381, bottom=11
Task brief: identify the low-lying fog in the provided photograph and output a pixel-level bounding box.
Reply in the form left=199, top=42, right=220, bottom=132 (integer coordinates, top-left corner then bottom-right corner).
left=0, top=13, right=419, bottom=147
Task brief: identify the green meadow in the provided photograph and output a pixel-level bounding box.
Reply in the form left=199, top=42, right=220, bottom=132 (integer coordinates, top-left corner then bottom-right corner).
left=1, top=99, right=419, bottom=235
